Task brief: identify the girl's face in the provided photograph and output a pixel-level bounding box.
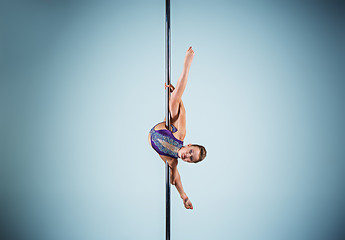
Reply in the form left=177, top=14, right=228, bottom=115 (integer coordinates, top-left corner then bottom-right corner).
left=180, top=144, right=200, bottom=163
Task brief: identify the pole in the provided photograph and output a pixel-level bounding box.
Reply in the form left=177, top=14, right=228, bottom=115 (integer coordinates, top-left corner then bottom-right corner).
left=165, top=0, right=171, bottom=240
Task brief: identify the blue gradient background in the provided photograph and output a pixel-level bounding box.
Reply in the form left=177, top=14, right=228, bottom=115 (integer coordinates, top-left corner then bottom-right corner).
left=1, top=0, right=344, bottom=239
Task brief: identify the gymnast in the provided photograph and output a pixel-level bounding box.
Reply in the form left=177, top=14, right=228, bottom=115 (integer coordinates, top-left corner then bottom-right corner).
left=148, top=47, right=207, bottom=210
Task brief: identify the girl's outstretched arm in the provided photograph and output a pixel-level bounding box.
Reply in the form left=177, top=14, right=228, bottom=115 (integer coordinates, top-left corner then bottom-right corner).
left=172, top=169, right=194, bottom=210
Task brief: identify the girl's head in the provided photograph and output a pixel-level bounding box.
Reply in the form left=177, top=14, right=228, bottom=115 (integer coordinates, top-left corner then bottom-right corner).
left=178, top=144, right=207, bottom=163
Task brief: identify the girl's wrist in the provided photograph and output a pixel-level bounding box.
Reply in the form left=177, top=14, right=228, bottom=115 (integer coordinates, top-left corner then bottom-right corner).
left=180, top=192, right=187, bottom=200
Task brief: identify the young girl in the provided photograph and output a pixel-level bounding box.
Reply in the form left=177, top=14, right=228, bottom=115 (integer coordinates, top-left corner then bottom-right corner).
left=148, top=47, right=207, bottom=210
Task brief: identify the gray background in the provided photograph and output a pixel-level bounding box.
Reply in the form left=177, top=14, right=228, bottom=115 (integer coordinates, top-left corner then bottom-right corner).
left=1, top=0, right=344, bottom=239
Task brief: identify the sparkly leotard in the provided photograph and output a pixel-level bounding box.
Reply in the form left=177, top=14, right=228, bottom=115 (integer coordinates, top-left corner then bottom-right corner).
left=149, top=122, right=184, bottom=158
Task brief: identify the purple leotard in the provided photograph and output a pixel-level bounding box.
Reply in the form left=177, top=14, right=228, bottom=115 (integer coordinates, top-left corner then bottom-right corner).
left=149, top=122, right=184, bottom=158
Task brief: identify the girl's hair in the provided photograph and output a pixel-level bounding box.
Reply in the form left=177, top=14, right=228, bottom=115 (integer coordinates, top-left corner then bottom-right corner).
left=192, top=144, right=207, bottom=163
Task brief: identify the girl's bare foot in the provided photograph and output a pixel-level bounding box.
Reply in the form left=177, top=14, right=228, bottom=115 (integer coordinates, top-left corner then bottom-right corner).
left=184, top=46, right=195, bottom=67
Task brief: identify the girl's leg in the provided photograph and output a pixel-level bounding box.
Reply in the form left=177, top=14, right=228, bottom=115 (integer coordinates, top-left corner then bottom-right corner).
left=170, top=47, right=195, bottom=119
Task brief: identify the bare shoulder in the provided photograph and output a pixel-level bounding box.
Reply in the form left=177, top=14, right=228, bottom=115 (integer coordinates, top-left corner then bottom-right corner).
left=159, top=154, right=177, bottom=165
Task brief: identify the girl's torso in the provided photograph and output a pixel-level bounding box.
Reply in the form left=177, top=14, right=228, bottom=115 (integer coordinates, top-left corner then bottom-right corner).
left=148, top=122, right=184, bottom=159
left=152, top=122, right=184, bottom=141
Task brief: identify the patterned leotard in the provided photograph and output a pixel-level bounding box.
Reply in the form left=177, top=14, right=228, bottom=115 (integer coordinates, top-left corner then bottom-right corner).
left=149, top=122, right=183, bottom=158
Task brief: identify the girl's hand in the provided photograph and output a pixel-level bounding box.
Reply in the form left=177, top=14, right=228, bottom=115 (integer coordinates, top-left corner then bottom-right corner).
left=169, top=84, right=175, bottom=92
left=165, top=83, right=175, bottom=92
left=181, top=193, right=193, bottom=210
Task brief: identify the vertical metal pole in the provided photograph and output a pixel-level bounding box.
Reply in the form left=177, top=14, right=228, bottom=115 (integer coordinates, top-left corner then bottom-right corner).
left=165, top=0, right=171, bottom=240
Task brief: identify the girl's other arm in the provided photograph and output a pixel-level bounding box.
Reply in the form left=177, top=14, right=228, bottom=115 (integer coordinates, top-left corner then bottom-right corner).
left=173, top=169, right=194, bottom=210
